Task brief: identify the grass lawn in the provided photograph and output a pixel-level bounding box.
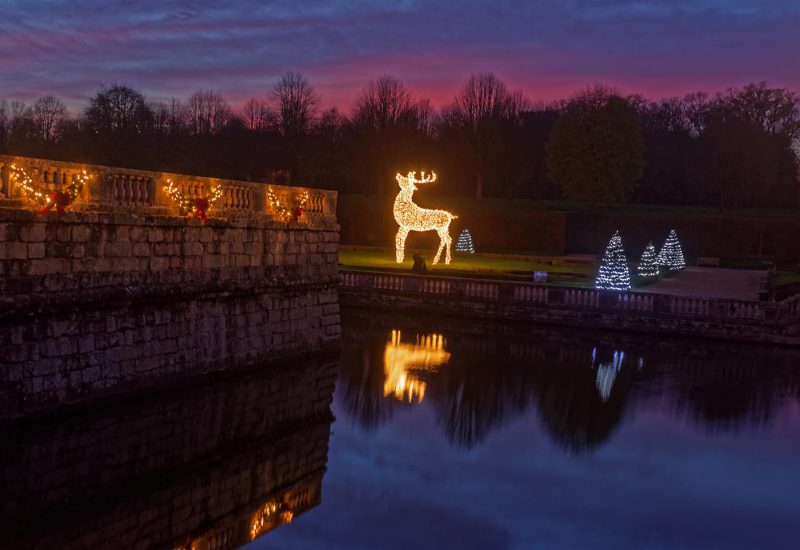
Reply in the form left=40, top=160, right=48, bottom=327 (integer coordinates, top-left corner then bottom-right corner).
left=339, top=246, right=596, bottom=285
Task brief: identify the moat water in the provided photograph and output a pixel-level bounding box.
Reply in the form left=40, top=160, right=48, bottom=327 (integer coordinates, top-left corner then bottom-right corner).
left=256, top=309, right=800, bottom=550
left=3, top=308, right=800, bottom=549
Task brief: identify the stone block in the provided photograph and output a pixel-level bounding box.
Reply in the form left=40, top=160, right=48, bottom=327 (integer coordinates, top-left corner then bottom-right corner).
left=105, top=242, right=132, bottom=257
left=132, top=243, right=151, bottom=257
left=72, top=226, right=92, bottom=242
left=27, top=242, right=45, bottom=259
left=4, top=242, right=28, bottom=259
left=21, top=224, right=46, bottom=242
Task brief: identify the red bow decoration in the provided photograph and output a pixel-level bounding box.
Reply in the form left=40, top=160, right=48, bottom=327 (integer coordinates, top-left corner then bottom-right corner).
left=292, top=206, right=305, bottom=222
left=38, top=191, right=72, bottom=216
left=193, top=198, right=210, bottom=222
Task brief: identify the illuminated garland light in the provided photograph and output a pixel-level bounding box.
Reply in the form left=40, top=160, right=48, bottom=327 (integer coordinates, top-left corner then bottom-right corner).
left=638, top=241, right=660, bottom=277
left=383, top=330, right=451, bottom=404
left=393, top=171, right=457, bottom=265
left=455, top=228, right=475, bottom=254
left=249, top=500, right=293, bottom=541
left=657, top=229, right=686, bottom=272
left=266, top=187, right=309, bottom=223
left=595, top=230, right=631, bottom=291
left=11, top=165, right=90, bottom=216
left=163, top=179, right=223, bottom=223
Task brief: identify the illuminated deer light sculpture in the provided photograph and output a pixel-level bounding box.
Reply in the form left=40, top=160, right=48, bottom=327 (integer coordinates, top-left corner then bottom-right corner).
left=393, top=171, right=457, bottom=265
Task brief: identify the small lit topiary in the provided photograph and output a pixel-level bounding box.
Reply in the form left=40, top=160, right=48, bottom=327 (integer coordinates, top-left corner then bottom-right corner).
left=596, top=230, right=631, bottom=291
left=455, top=228, right=475, bottom=253
left=638, top=241, right=660, bottom=277
left=657, top=229, right=686, bottom=272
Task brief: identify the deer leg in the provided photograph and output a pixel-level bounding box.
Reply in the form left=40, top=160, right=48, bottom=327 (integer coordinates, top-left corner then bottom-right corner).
left=444, top=231, right=452, bottom=265
left=395, top=227, right=410, bottom=263
left=433, top=228, right=446, bottom=265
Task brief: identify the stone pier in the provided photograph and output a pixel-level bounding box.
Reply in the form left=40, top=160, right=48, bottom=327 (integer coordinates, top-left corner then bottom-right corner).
left=0, top=155, right=341, bottom=420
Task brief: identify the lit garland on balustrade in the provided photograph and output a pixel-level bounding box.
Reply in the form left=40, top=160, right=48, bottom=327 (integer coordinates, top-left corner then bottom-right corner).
left=595, top=230, right=631, bottom=291
left=266, top=187, right=309, bottom=222
left=10, top=164, right=90, bottom=216
left=163, top=179, right=223, bottom=223
left=638, top=241, right=660, bottom=277
left=393, top=171, right=457, bottom=265
left=657, top=229, right=686, bottom=272
left=383, top=330, right=451, bottom=404
left=249, top=500, right=294, bottom=541
left=455, top=228, right=475, bottom=254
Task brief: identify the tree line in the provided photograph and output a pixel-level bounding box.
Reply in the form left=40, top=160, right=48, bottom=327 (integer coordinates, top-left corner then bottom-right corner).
left=1, top=73, right=797, bottom=208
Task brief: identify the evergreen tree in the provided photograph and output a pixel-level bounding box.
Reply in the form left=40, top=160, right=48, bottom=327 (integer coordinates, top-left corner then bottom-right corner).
left=455, top=228, right=475, bottom=253
left=657, top=229, right=686, bottom=271
left=638, top=241, right=660, bottom=277
left=596, top=230, right=631, bottom=290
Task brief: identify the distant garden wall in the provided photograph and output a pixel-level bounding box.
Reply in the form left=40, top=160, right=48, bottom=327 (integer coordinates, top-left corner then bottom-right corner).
left=338, top=194, right=567, bottom=255
left=338, top=194, right=800, bottom=263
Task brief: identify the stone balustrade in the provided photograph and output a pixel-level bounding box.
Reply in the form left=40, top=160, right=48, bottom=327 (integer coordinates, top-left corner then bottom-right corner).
left=340, top=269, right=800, bottom=345
left=0, top=154, right=337, bottom=224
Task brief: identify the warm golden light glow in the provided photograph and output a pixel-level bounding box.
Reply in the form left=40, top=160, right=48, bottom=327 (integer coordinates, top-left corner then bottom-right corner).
left=383, top=329, right=451, bottom=403
left=10, top=164, right=89, bottom=213
left=163, top=179, right=223, bottom=222
left=393, top=171, right=457, bottom=265
left=250, top=499, right=293, bottom=541
left=267, top=187, right=309, bottom=222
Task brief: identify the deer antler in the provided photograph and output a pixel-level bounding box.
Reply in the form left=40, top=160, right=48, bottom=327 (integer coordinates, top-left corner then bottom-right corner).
left=407, top=171, right=437, bottom=184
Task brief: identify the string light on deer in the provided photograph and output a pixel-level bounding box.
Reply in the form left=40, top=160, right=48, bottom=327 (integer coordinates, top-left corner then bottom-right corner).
left=266, top=187, right=309, bottom=222
left=163, top=179, right=223, bottom=222
left=10, top=164, right=90, bottom=215
left=393, top=171, right=457, bottom=264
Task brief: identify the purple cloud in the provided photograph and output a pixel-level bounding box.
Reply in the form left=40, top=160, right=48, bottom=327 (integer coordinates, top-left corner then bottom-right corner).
left=0, top=0, right=797, bottom=113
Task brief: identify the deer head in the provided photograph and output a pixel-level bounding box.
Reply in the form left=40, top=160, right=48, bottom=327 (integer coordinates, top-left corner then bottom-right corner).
left=396, top=171, right=437, bottom=192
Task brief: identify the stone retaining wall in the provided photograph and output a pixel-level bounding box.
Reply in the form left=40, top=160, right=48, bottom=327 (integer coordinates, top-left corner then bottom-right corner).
left=340, top=270, right=800, bottom=345
left=0, top=155, right=341, bottom=419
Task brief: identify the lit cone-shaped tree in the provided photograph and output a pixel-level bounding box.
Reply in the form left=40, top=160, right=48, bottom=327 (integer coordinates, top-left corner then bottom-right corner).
left=638, top=241, right=660, bottom=277
left=657, top=229, right=686, bottom=272
left=455, top=228, right=475, bottom=253
left=596, top=231, right=631, bottom=290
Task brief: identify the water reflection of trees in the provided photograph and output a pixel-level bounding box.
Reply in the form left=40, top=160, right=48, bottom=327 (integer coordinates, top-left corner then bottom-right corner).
left=337, top=311, right=800, bottom=453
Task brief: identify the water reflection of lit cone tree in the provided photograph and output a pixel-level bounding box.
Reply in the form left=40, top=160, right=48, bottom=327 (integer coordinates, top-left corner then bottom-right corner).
left=383, top=330, right=451, bottom=403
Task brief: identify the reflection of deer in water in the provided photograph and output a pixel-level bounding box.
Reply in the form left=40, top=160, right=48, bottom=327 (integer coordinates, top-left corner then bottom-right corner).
left=383, top=330, right=451, bottom=403
left=393, top=171, right=457, bottom=265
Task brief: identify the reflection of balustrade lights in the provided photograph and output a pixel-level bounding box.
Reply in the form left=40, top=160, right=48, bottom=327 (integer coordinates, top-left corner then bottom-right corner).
left=250, top=500, right=294, bottom=541
left=383, top=330, right=451, bottom=403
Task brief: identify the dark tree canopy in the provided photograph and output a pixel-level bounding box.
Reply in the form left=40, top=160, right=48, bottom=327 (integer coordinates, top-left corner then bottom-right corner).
left=441, top=73, right=528, bottom=198
left=0, top=79, right=796, bottom=209
left=85, top=84, right=152, bottom=164
left=547, top=86, right=645, bottom=204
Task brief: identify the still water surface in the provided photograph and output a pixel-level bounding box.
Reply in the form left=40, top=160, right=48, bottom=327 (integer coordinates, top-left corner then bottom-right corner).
left=4, top=309, right=800, bottom=549
left=256, top=309, right=800, bottom=549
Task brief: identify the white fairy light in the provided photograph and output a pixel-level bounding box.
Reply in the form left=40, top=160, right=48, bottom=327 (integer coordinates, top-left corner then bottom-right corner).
left=657, top=229, right=686, bottom=272
left=638, top=241, right=660, bottom=277
left=393, top=171, right=457, bottom=265
left=595, top=230, right=631, bottom=291
left=455, top=228, right=475, bottom=254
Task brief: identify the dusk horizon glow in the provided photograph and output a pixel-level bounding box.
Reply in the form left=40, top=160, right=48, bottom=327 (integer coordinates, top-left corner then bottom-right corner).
left=1, top=0, right=798, bottom=113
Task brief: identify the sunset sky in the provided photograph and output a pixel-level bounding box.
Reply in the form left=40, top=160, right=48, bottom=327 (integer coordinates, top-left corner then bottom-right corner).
left=0, top=0, right=798, bottom=112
